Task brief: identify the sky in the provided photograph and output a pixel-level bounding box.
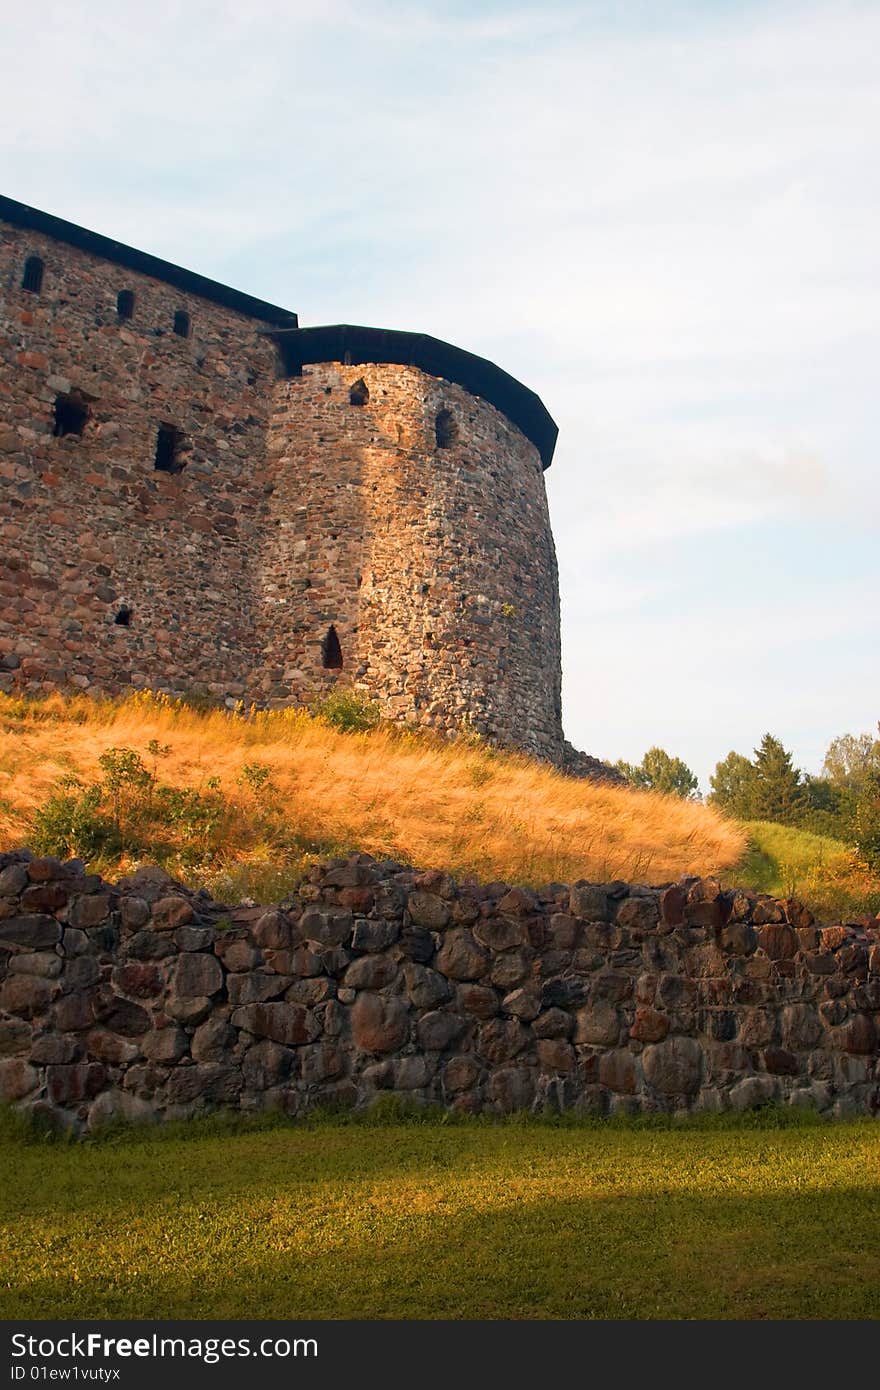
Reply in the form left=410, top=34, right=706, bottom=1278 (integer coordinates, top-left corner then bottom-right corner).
left=2, top=0, right=878, bottom=790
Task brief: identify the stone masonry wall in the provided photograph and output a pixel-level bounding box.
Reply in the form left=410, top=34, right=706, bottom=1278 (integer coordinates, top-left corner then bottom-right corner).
left=261, top=364, right=563, bottom=760
left=1, top=848, right=877, bottom=1133
left=0, top=220, right=281, bottom=703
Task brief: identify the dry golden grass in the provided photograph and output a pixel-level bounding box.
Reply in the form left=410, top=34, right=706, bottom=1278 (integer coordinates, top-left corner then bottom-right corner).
left=0, top=690, right=746, bottom=895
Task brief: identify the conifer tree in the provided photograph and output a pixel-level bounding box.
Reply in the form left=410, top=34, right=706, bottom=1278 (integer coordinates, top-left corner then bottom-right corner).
left=750, top=733, right=806, bottom=825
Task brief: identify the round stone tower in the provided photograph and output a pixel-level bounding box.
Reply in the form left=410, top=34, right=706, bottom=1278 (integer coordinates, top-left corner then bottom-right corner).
left=257, top=325, right=563, bottom=764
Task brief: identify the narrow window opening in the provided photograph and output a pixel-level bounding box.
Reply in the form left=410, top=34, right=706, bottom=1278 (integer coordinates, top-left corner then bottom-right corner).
left=349, top=378, right=369, bottom=406
left=52, top=392, right=89, bottom=438
left=435, top=408, right=458, bottom=449
left=114, top=606, right=132, bottom=627
left=117, top=289, right=135, bottom=319
left=21, top=256, right=44, bottom=293
left=154, top=424, right=185, bottom=473
left=321, top=624, right=343, bottom=670
left=173, top=310, right=190, bottom=337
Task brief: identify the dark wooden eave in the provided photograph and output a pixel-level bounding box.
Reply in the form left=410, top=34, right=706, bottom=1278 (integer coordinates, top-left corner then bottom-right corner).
left=269, top=323, right=558, bottom=469
left=0, top=193, right=298, bottom=327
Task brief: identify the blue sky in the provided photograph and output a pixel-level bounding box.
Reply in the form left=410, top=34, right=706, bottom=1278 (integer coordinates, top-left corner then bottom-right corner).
left=3, top=0, right=878, bottom=788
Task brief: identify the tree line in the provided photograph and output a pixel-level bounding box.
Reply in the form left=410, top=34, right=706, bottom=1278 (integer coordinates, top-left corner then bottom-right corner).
left=616, top=727, right=880, bottom=868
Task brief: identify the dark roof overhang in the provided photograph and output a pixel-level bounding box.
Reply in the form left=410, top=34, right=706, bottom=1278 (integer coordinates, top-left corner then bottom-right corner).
left=0, top=194, right=298, bottom=327
left=269, top=323, right=558, bottom=468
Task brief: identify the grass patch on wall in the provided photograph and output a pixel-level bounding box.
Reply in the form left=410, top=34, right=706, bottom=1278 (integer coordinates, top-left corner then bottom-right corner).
left=2, top=1111, right=878, bottom=1320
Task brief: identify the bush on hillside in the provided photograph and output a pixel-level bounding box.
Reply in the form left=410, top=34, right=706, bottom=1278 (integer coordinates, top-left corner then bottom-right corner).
left=310, top=688, right=381, bottom=734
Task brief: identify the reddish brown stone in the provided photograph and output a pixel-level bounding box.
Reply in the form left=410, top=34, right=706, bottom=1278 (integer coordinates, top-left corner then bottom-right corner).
left=0, top=973, right=53, bottom=1018
left=457, top=984, right=499, bottom=1018
left=660, top=884, right=687, bottom=927
left=757, top=924, right=798, bottom=960
left=47, top=1062, right=106, bottom=1105
left=350, top=993, right=409, bottom=1054
left=763, top=1047, right=800, bottom=1076
left=598, top=1049, right=637, bottom=1094
left=111, top=962, right=163, bottom=998
left=630, top=1006, right=669, bottom=1043
left=231, top=1002, right=321, bottom=1047
left=537, top=1038, right=575, bottom=1074
left=0, top=1057, right=39, bottom=1101
left=152, top=897, right=194, bottom=932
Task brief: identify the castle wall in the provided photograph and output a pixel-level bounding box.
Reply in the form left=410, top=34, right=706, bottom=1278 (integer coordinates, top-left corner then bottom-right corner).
left=0, top=849, right=877, bottom=1130
left=0, top=211, right=564, bottom=762
left=261, top=363, right=563, bottom=760
left=0, top=220, right=280, bottom=702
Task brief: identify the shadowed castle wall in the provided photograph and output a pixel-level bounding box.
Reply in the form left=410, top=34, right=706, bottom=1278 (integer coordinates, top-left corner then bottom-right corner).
left=0, top=219, right=279, bottom=701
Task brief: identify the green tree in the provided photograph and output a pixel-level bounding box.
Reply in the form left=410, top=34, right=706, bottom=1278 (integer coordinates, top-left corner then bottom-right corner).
left=708, top=750, right=755, bottom=818
left=615, top=746, right=699, bottom=799
left=750, top=733, right=806, bottom=826
left=822, top=728, right=880, bottom=789
left=853, top=773, right=880, bottom=868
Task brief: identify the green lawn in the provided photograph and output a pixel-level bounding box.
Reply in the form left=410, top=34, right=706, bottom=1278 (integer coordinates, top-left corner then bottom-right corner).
left=2, top=1111, right=880, bottom=1320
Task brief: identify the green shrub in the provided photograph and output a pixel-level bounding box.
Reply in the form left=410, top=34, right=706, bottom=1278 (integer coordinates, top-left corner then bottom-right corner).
left=310, top=688, right=381, bottom=733
left=32, top=781, right=121, bottom=860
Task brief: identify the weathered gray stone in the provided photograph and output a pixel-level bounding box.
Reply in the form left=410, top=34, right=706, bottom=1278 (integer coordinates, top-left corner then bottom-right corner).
left=9, top=950, right=62, bottom=978
left=416, top=1010, right=468, bottom=1051
left=165, top=996, right=213, bottom=1026
left=642, top=1037, right=703, bottom=1096
left=489, top=1066, right=535, bottom=1113
left=142, top=1026, right=189, bottom=1064
left=574, top=1001, right=620, bottom=1047
left=476, top=1017, right=530, bottom=1063
left=569, top=884, right=610, bottom=921
left=532, top=1007, right=573, bottom=1039
left=0, top=915, right=61, bottom=950
left=474, top=916, right=527, bottom=952
left=173, top=952, right=223, bottom=998
left=87, top=1089, right=154, bottom=1131
left=403, top=962, right=451, bottom=1009
left=174, top=926, right=214, bottom=952
left=242, top=1040, right=296, bottom=1088
left=407, top=891, right=451, bottom=930
left=729, top=1075, right=777, bottom=1111
left=299, top=909, right=352, bottom=948
left=343, top=955, right=398, bottom=990
left=226, top=971, right=291, bottom=1005
left=47, top=1062, right=106, bottom=1105
left=435, top=929, right=489, bottom=981
left=191, top=1017, right=236, bottom=1062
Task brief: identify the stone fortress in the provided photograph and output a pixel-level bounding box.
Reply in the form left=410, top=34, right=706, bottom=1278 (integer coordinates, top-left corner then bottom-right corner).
left=0, top=195, right=564, bottom=764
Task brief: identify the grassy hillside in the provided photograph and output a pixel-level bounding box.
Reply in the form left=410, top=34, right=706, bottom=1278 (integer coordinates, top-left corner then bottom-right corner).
left=3, top=1109, right=879, bottom=1320
left=733, top=820, right=880, bottom=920
left=0, top=690, right=744, bottom=900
